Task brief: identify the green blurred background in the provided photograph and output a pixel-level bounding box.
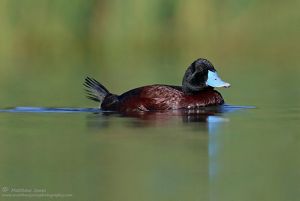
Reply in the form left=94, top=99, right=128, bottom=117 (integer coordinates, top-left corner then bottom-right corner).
left=1, top=1, right=300, bottom=201
left=0, top=0, right=299, bottom=107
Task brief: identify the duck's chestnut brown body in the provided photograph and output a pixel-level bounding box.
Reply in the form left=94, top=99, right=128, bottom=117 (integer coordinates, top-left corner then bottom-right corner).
left=102, top=85, right=224, bottom=112
left=84, top=58, right=229, bottom=112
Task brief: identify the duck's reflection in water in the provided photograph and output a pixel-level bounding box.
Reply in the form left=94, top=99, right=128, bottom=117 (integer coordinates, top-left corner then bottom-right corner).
left=86, top=105, right=231, bottom=129
left=86, top=106, right=238, bottom=200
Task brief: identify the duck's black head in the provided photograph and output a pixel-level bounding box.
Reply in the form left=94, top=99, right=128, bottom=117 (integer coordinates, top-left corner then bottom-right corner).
left=182, top=58, right=230, bottom=94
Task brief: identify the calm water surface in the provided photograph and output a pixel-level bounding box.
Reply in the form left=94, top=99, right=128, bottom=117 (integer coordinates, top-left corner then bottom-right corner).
left=0, top=104, right=299, bottom=201
left=1, top=0, right=299, bottom=200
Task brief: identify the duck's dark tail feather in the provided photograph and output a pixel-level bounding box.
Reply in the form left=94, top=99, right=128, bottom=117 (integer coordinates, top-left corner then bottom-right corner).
left=84, top=77, right=109, bottom=103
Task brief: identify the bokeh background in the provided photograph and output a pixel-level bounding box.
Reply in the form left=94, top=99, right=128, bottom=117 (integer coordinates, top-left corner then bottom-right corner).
left=0, top=0, right=299, bottom=107
left=1, top=1, right=300, bottom=201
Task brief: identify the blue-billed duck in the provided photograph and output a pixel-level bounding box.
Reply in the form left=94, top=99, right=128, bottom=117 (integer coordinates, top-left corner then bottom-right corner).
left=84, top=58, right=230, bottom=112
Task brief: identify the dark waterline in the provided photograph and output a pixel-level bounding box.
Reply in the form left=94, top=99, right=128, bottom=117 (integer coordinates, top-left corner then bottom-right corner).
left=0, top=107, right=100, bottom=113
left=0, top=105, right=255, bottom=114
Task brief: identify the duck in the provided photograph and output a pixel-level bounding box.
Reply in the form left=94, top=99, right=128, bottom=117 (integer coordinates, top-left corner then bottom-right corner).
left=84, top=58, right=230, bottom=112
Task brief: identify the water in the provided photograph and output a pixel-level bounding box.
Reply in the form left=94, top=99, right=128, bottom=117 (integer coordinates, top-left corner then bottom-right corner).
left=0, top=1, right=299, bottom=200
left=0, top=104, right=299, bottom=201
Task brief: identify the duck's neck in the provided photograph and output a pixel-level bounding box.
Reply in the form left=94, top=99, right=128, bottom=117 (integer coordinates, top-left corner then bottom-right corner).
left=182, top=84, right=213, bottom=94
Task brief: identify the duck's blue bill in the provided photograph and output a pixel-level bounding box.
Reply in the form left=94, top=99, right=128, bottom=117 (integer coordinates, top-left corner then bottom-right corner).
left=206, top=70, right=231, bottom=88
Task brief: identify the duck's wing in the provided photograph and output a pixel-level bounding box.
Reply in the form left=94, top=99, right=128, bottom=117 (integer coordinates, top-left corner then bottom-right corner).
left=138, top=85, right=184, bottom=110
left=116, top=85, right=183, bottom=111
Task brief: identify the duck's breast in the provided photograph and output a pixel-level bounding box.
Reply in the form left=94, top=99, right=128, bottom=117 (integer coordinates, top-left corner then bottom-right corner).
left=180, top=90, right=224, bottom=108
